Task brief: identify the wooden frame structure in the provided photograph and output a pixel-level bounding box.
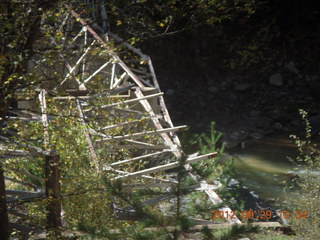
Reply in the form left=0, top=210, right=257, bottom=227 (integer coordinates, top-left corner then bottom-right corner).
left=0, top=3, right=286, bottom=237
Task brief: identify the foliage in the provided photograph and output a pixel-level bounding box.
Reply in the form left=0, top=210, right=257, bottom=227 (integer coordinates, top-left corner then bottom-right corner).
left=285, top=109, right=320, bottom=239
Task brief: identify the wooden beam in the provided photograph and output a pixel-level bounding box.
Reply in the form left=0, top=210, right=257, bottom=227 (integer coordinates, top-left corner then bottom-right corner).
left=75, top=99, right=100, bottom=172
left=61, top=40, right=96, bottom=84
left=200, top=182, right=241, bottom=224
left=110, top=150, right=172, bottom=166
left=83, top=59, right=113, bottom=83
left=114, top=152, right=217, bottom=179
left=99, top=92, right=163, bottom=109
left=98, top=125, right=187, bottom=142
left=68, top=7, right=145, bottom=88
left=134, top=88, right=180, bottom=157
left=45, top=150, right=62, bottom=238
left=6, top=190, right=43, bottom=197
left=100, top=116, right=151, bottom=131
left=39, top=89, right=49, bottom=148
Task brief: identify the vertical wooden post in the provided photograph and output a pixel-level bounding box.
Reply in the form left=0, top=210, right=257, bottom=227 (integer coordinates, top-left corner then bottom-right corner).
left=0, top=166, right=10, bottom=239
left=45, top=150, right=62, bottom=238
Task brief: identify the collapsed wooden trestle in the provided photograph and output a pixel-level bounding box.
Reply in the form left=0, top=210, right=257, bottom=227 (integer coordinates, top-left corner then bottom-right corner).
left=0, top=4, right=284, bottom=235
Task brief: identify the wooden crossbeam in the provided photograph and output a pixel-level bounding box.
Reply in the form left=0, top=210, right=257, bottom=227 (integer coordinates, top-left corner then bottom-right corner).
left=83, top=59, right=113, bottom=83
left=134, top=88, right=180, bottom=157
left=0, top=148, right=29, bottom=156
left=61, top=40, right=96, bottom=84
left=68, top=7, right=145, bottom=88
left=98, top=125, right=187, bottom=142
left=110, top=150, right=172, bottom=166
left=112, top=71, right=129, bottom=88
left=113, top=152, right=217, bottom=179
left=6, top=190, right=43, bottom=197
left=100, top=116, right=151, bottom=131
left=75, top=99, right=100, bottom=172
left=122, top=182, right=176, bottom=188
left=4, top=177, right=41, bottom=191
left=99, top=92, right=163, bottom=109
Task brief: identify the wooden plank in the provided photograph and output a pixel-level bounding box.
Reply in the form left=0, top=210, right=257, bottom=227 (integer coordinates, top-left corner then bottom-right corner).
left=201, top=183, right=241, bottom=224
left=114, top=152, right=217, bottom=179
left=0, top=148, right=29, bottom=156
left=112, top=71, right=129, bottom=88
left=68, top=28, right=84, bottom=46
left=110, top=150, right=172, bottom=166
left=83, top=59, right=113, bottom=83
left=99, top=92, right=163, bottom=109
left=112, top=140, right=170, bottom=150
left=148, top=58, right=182, bottom=147
left=107, top=168, right=178, bottom=184
left=61, top=40, right=96, bottom=84
left=68, top=7, right=145, bottom=88
left=6, top=190, right=43, bottom=197
left=106, top=31, right=149, bottom=59
left=100, top=116, right=151, bottom=131
left=110, top=63, right=116, bottom=88
left=134, top=88, right=180, bottom=157
left=39, top=89, right=49, bottom=147
left=75, top=99, right=100, bottom=172
left=122, top=182, right=176, bottom=188
left=98, top=125, right=187, bottom=142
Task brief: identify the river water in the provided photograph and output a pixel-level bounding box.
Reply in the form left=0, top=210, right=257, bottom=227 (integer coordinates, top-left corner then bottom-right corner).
left=226, top=133, right=305, bottom=207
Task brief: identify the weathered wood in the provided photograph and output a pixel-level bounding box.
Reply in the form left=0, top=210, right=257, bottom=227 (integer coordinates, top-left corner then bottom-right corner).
left=0, top=147, right=29, bottom=156
left=148, top=58, right=182, bottom=147
left=75, top=99, right=100, bottom=172
left=106, top=31, right=149, bottom=59
left=129, top=67, right=152, bottom=77
left=4, top=177, right=41, bottom=190
left=45, top=150, right=62, bottom=238
left=110, top=63, right=116, bottom=88
left=68, top=28, right=84, bottom=46
left=98, top=125, right=187, bottom=142
left=83, top=59, right=113, bottom=83
left=61, top=40, right=96, bottom=84
left=134, top=88, right=179, bottom=157
left=100, top=116, right=151, bottom=131
left=122, top=182, right=176, bottom=188
left=112, top=71, right=129, bottom=88
left=201, top=182, right=241, bottom=224
left=99, top=92, right=163, bottom=109
left=110, top=150, right=172, bottom=166
left=114, top=152, right=217, bottom=179
left=68, top=7, right=145, bottom=88
left=6, top=190, right=43, bottom=197
left=106, top=168, right=178, bottom=184
left=39, top=89, right=49, bottom=147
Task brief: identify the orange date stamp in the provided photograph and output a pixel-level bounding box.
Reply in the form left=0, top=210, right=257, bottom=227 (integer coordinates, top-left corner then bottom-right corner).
left=211, top=210, right=308, bottom=220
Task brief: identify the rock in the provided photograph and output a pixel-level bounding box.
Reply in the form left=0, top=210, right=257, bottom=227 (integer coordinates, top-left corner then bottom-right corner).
left=249, top=132, right=264, bottom=140
left=266, top=110, right=291, bottom=123
left=274, top=122, right=283, bottom=130
left=166, top=89, right=174, bottom=96
left=286, top=61, right=300, bottom=75
left=269, top=73, right=283, bottom=86
left=234, top=83, right=251, bottom=91
left=249, top=110, right=261, bottom=118
left=208, top=86, right=218, bottom=94
left=230, top=130, right=249, bottom=141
